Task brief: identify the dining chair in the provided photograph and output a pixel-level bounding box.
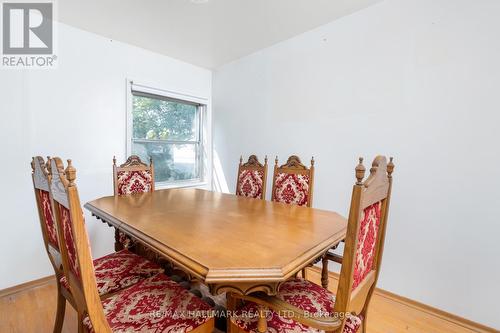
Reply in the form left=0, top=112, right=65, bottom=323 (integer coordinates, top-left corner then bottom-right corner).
left=236, top=155, right=268, bottom=200
left=271, top=155, right=315, bottom=207
left=49, top=157, right=214, bottom=333
left=31, top=156, right=72, bottom=333
left=112, top=154, right=203, bottom=313
left=112, top=155, right=154, bottom=251
left=229, top=156, right=395, bottom=333
left=31, top=156, right=165, bottom=333
left=113, top=155, right=154, bottom=195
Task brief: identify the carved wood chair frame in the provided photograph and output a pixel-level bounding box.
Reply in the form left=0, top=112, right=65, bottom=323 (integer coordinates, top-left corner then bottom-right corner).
left=111, top=155, right=154, bottom=252
left=271, top=155, right=315, bottom=207
left=50, top=157, right=214, bottom=333
left=230, top=156, right=394, bottom=333
left=112, top=155, right=155, bottom=196
left=236, top=155, right=268, bottom=200
left=31, top=156, right=76, bottom=332
left=49, top=157, right=111, bottom=332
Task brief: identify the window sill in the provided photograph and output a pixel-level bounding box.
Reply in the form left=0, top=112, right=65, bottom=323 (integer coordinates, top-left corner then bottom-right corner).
left=155, top=181, right=209, bottom=190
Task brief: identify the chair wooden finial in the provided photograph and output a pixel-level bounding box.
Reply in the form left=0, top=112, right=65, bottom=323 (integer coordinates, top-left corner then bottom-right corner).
left=387, top=157, right=395, bottom=178
left=311, top=156, right=315, bottom=167
left=65, top=159, right=77, bottom=186
left=113, top=156, right=117, bottom=166
left=355, top=157, right=365, bottom=185
left=264, top=155, right=268, bottom=165
left=239, top=155, right=243, bottom=165
left=275, top=156, right=279, bottom=166
left=149, top=156, right=153, bottom=167
left=46, top=156, right=51, bottom=174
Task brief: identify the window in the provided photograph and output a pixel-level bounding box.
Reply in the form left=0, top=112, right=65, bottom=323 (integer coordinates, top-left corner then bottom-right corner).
left=129, top=89, right=205, bottom=186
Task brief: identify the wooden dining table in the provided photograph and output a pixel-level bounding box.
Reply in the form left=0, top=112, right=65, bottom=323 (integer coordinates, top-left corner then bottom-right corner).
left=84, top=188, right=347, bottom=297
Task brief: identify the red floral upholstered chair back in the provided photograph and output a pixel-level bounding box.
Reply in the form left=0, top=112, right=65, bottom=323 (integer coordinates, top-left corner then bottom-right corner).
left=31, top=156, right=63, bottom=276
left=113, top=155, right=154, bottom=196
left=333, top=156, right=394, bottom=321
left=49, top=157, right=111, bottom=330
left=236, top=155, right=268, bottom=200
left=271, top=155, right=315, bottom=207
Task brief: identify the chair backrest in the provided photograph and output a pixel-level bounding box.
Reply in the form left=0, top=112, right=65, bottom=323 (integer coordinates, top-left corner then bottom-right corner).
left=50, top=157, right=111, bottom=332
left=236, top=155, right=268, bottom=200
left=113, top=155, right=154, bottom=196
left=31, top=156, right=62, bottom=274
left=271, top=155, right=315, bottom=207
left=333, top=156, right=394, bottom=322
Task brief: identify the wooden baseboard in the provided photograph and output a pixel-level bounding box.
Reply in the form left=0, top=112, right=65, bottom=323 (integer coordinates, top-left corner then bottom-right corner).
left=0, top=275, right=55, bottom=298
left=373, top=284, right=497, bottom=333
left=307, top=267, right=498, bottom=333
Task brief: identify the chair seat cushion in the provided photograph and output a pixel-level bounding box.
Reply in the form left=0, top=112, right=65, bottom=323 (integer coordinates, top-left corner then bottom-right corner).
left=232, top=278, right=362, bottom=333
left=60, top=249, right=163, bottom=295
left=83, top=274, right=213, bottom=333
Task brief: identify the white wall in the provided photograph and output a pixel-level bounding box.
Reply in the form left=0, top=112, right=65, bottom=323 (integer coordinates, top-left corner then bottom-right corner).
left=213, top=0, right=500, bottom=328
left=0, top=23, right=211, bottom=290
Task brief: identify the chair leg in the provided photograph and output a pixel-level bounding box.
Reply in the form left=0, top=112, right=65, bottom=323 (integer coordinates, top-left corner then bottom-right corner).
left=77, top=312, right=85, bottom=333
left=361, top=312, right=368, bottom=333
left=257, top=306, right=268, bottom=333
left=53, top=282, right=66, bottom=333
left=229, top=321, right=242, bottom=333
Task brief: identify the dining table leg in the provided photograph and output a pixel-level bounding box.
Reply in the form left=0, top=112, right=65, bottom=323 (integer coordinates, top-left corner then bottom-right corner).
left=114, top=228, right=124, bottom=252
left=321, top=254, right=329, bottom=289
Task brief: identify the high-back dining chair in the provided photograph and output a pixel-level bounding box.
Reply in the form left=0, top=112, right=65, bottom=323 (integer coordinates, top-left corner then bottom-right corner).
left=32, top=156, right=165, bottom=332
left=236, top=155, right=268, bottom=200
left=49, top=157, right=214, bottom=333
left=31, top=156, right=71, bottom=333
left=111, top=154, right=184, bottom=302
left=271, top=155, right=315, bottom=207
left=229, top=156, right=395, bottom=333
left=112, top=155, right=154, bottom=251
left=113, top=155, right=154, bottom=196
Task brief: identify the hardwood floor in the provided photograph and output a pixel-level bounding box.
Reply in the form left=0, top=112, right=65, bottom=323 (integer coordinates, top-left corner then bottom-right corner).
left=0, top=278, right=77, bottom=333
left=1, top=269, right=497, bottom=333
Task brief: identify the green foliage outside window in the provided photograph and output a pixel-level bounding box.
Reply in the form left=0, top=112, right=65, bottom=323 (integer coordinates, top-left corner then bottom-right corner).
left=132, top=95, right=200, bottom=183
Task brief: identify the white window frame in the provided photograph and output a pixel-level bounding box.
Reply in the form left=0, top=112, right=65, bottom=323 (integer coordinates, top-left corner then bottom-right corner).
left=126, top=79, right=211, bottom=189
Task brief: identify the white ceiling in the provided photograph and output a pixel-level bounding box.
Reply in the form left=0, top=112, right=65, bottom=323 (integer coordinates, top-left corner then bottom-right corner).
left=58, top=0, right=383, bottom=69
